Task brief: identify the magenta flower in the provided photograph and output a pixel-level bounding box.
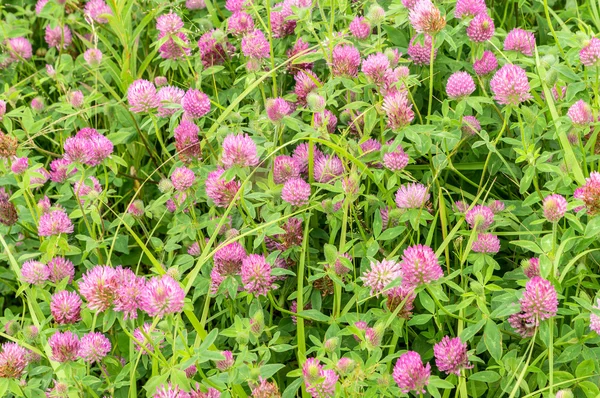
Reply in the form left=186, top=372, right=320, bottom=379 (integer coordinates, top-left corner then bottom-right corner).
left=157, top=86, right=184, bottom=117
left=472, top=233, right=500, bottom=254
left=294, top=70, right=321, bottom=105
left=197, top=29, right=231, bottom=67
left=384, top=147, right=409, bottom=171
left=362, top=259, right=402, bottom=296
left=64, top=128, right=114, bottom=166
left=489, top=200, right=505, bottom=213
left=395, top=182, right=429, bottom=209
left=216, top=350, right=235, bottom=371
left=51, top=290, right=82, bottom=324
left=467, top=12, right=494, bottom=42
left=140, top=275, right=185, bottom=317
left=523, top=257, right=540, bottom=278
left=0, top=100, right=6, bottom=121
left=182, top=89, right=211, bottom=118
left=0, top=343, right=28, bottom=378
left=84, top=0, right=112, bottom=24
left=174, top=121, right=201, bottom=163
left=170, top=167, right=196, bottom=191
left=49, top=158, right=75, bottom=183
left=156, top=12, right=184, bottom=35
left=590, top=298, right=600, bottom=334
left=49, top=331, right=80, bottom=362
left=314, top=110, right=337, bottom=133
left=221, top=134, right=259, bottom=169
left=409, top=0, right=446, bottom=35
left=385, top=285, right=416, bottom=318
left=519, top=276, right=558, bottom=326
left=79, top=332, right=111, bottom=363
left=360, top=139, right=382, bottom=155
left=11, top=157, right=28, bottom=174
left=7, top=37, right=32, bottom=60
left=575, top=171, right=600, bottom=215
left=84, top=48, right=103, bottom=66
left=349, top=16, right=371, bottom=40
left=465, top=205, right=494, bottom=231
left=473, top=50, right=498, bottom=76
left=302, top=358, right=338, bottom=398
left=133, top=323, right=164, bottom=353
left=266, top=98, right=291, bottom=122
left=273, top=155, right=301, bottom=184
left=490, top=64, right=532, bottom=106
left=362, top=53, right=391, bottom=87
left=21, top=260, right=49, bottom=285
left=228, top=11, right=254, bottom=36
left=383, top=91, right=415, bottom=130
left=68, top=90, right=84, bottom=108
left=408, top=34, right=437, bottom=65
left=42, top=256, right=73, bottom=283
left=314, top=155, right=344, bottom=183
left=287, top=38, right=313, bottom=74
left=401, top=244, right=442, bottom=287
left=127, top=79, right=159, bottom=113
left=271, top=5, right=297, bottom=39
left=543, top=194, right=567, bottom=222
left=393, top=351, right=431, bottom=394
left=293, top=143, right=324, bottom=175
left=79, top=265, right=118, bottom=312
left=282, top=178, right=311, bottom=206
left=454, top=0, right=487, bottom=18
left=567, top=100, right=594, bottom=126
left=211, top=242, right=246, bottom=293
left=38, top=209, right=73, bottom=237
left=241, top=29, right=270, bottom=60
left=113, top=267, right=146, bottom=320
left=241, top=254, right=273, bottom=296
left=31, top=97, right=45, bottom=112
left=461, top=115, right=481, bottom=135
left=35, top=0, right=49, bottom=14
left=45, top=25, right=72, bottom=49
left=331, top=45, right=361, bottom=77
left=205, top=167, right=241, bottom=207
left=433, top=336, right=472, bottom=375
left=504, top=28, right=535, bottom=56
left=580, top=37, right=600, bottom=67
left=446, top=71, right=476, bottom=99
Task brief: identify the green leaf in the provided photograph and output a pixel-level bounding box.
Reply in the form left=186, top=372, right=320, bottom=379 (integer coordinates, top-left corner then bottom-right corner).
left=419, top=290, right=436, bottom=314
left=509, top=240, right=543, bottom=254
left=584, top=216, right=600, bottom=238
left=260, top=364, right=285, bottom=378
left=555, top=344, right=582, bottom=364
left=469, top=371, right=501, bottom=383
left=484, top=320, right=502, bottom=361
left=576, top=359, right=596, bottom=378
left=459, top=319, right=485, bottom=342
left=298, top=310, right=331, bottom=322
left=282, top=377, right=303, bottom=398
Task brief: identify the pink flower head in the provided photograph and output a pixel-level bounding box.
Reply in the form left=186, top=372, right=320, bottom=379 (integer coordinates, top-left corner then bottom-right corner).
left=402, top=0, right=419, bottom=8
left=241, top=254, right=273, bottom=296
left=393, top=351, right=431, bottom=394
left=228, top=11, right=254, bottom=36
left=7, top=37, right=32, bottom=61
left=35, top=0, right=49, bottom=14
left=157, top=86, right=184, bottom=117
left=293, top=143, right=324, bottom=175
left=408, top=34, right=437, bottom=65
left=225, top=0, right=247, bottom=12
left=473, top=50, right=498, bottom=76
left=385, top=285, right=416, bottom=318
left=332, top=45, right=361, bottom=77
left=21, top=260, right=49, bottom=285
left=362, top=53, right=391, bottom=87
left=205, top=167, right=240, bottom=207
left=282, top=178, right=311, bottom=206
left=400, top=244, right=442, bottom=287
left=64, top=128, right=113, bottom=166
left=360, top=139, right=382, bottom=155
left=211, top=242, right=246, bottom=293
left=273, top=155, right=301, bottom=184
left=170, top=167, right=196, bottom=191
left=461, top=115, right=481, bottom=135
left=31, top=97, right=45, bottom=112
left=580, top=37, right=600, bottom=67
left=362, top=259, right=402, bottom=296
left=51, top=290, right=82, bottom=324
left=567, top=100, right=594, bottom=126
left=79, top=265, right=118, bottom=312
left=287, top=38, right=313, bottom=74
left=519, top=276, right=558, bottom=325
left=314, top=110, right=337, bottom=133
left=465, top=205, right=494, bottom=231
left=216, top=350, right=235, bottom=370
left=271, top=6, right=297, bottom=39
left=127, top=79, right=159, bottom=113
left=395, top=182, right=429, bottom=209
left=84, top=48, right=103, bottom=66
left=49, top=158, right=75, bottom=183
left=113, top=267, right=146, bottom=319
left=48, top=331, right=80, bottom=362
left=174, top=121, right=201, bottom=163
left=197, top=29, right=231, bottom=67
left=0, top=343, right=28, bottom=378
left=140, top=275, right=185, bottom=317
left=241, top=29, right=270, bottom=60
left=504, top=28, right=535, bottom=56
left=433, top=336, right=472, bottom=375
left=156, top=12, right=184, bottom=35
left=11, top=157, right=28, bottom=174
left=467, top=12, right=494, bottom=42
left=472, top=233, right=500, bottom=254
left=383, top=91, right=415, bottom=130
left=221, top=134, right=259, bottom=168
left=490, top=64, right=532, bottom=105
left=575, top=171, right=600, bottom=215
left=294, top=70, right=321, bottom=105
left=188, top=242, right=201, bottom=257
left=409, top=0, right=446, bottom=35
left=349, top=16, right=371, bottom=40
left=446, top=71, right=476, bottom=100
left=45, top=25, right=72, bottom=49
left=84, top=0, right=112, bottom=24
left=384, top=147, right=409, bottom=171
left=266, top=98, right=291, bottom=122
left=489, top=200, right=505, bottom=213
left=314, top=155, right=344, bottom=183
left=303, top=358, right=338, bottom=398
left=78, top=332, right=111, bottom=363
left=454, top=0, right=487, bottom=18
left=182, top=89, right=211, bottom=118
left=590, top=298, right=600, bottom=334
left=543, top=194, right=567, bottom=222
left=523, top=257, right=540, bottom=278
left=68, top=90, right=84, bottom=108
left=38, top=209, right=73, bottom=236
left=133, top=323, right=164, bottom=353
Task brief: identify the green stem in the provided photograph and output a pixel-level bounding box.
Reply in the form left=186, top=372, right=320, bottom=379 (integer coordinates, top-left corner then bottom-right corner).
left=426, top=35, right=436, bottom=124
left=548, top=319, right=554, bottom=397
left=479, top=108, right=510, bottom=188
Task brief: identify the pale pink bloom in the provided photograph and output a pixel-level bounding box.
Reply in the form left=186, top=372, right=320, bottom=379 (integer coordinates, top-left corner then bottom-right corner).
left=504, top=28, right=535, bottom=56
left=349, top=16, right=371, bottom=40
left=400, top=244, right=443, bottom=287
left=395, top=183, right=429, bottom=209
left=489, top=64, right=532, bottom=106
left=580, top=37, right=600, bottom=67
left=473, top=50, right=498, bottom=76
left=467, top=12, right=494, bottom=42
left=446, top=71, right=476, bottom=99
left=393, top=351, right=431, bottom=393
left=407, top=34, right=437, bottom=65
left=221, top=134, right=259, bottom=168
left=362, top=259, right=402, bottom=296
left=409, top=0, right=446, bottom=35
